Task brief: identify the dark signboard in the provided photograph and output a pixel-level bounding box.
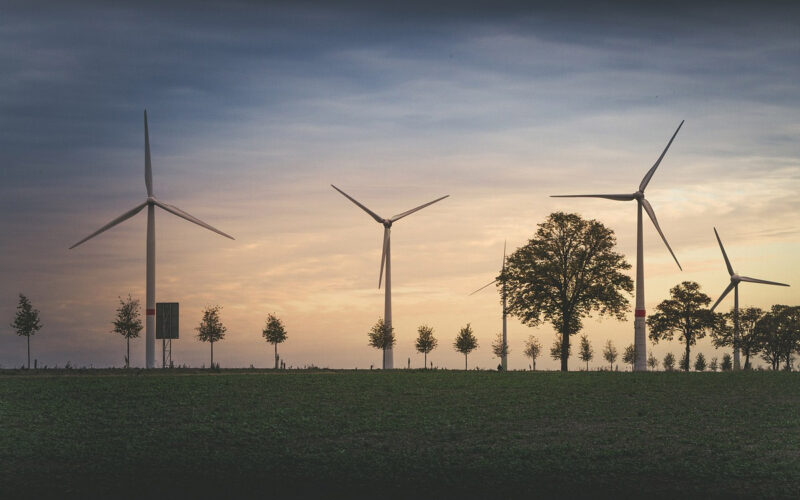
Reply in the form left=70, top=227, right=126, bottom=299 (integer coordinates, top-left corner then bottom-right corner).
left=156, top=303, right=179, bottom=339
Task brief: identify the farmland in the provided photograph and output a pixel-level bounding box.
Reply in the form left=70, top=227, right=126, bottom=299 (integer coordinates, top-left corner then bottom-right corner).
left=0, top=369, right=798, bottom=499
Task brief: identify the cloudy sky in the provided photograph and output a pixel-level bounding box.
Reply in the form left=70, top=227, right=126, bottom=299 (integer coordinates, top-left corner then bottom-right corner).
left=2, top=1, right=799, bottom=370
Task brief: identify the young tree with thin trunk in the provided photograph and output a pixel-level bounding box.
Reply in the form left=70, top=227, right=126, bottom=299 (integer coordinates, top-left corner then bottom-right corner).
left=454, top=323, right=478, bottom=370
left=622, top=343, right=637, bottom=371
left=491, top=332, right=511, bottom=364
left=694, top=353, right=707, bottom=372
left=262, top=313, right=288, bottom=369
left=578, top=334, right=593, bottom=371
left=504, top=212, right=633, bottom=371
left=602, top=339, right=618, bottom=371
left=196, top=305, right=226, bottom=368
left=711, top=307, right=764, bottom=370
left=679, top=351, right=690, bottom=372
left=523, top=335, right=542, bottom=371
left=112, top=295, right=142, bottom=368
left=720, top=353, right=732, bottom=371
left=647, top=281, right=716, bottom=372
left=663, top=352, right=676, bottom=371
left=709, top=357, right=719, bottom=372
left=11, top=294, right=42, bottom=369
left=415, top=325, right=437, bottom=369
left=368, top=318, right=395, bottom=369
left=647, top=351, right=659, bottom=371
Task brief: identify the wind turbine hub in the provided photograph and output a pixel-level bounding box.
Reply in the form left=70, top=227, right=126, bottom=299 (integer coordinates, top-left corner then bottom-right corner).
left=731, top=274, right=740, bottom=282
left=633, top=191, right=644, bottom=200
left=147, top=196, right=156, bottom=205
left=383, top=220, right=392, bottom=228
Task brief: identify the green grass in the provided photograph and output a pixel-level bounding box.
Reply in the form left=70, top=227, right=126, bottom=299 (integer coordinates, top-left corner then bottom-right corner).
left=0, top=369, right=798, bottom=499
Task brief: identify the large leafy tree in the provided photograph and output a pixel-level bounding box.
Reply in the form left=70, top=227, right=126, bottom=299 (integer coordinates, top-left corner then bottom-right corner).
left=262, top=313, right=288, bottom=369
left=11, top=294, right=42, bottom=369
left=504, top=212, right=633, bottom=371
left=415, top=325, right=438, bottom=369
left=368, top=318, right=395, bottom=369
left=577, top=334, right=593, bottom=371
left=453, top=324, right=478, bottom=370
left=112, top=295, right=142, bottom=368
left=196, top=305, right=226, bottom=368
left=523, top=335, right=542, bottom=371
left=647, top=281, right=716, bottom=372
left=711, top=307, right=764, bottom=369
left=756, top=305, right=800, bottom=370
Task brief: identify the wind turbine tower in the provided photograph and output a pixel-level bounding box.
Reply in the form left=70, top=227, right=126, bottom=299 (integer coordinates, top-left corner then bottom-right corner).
left=470, top=241, right=509, bottom=370
left=552, top=121, right=684, bottom=371
left=709, top=227, right=789, bottom=370
left=332, top=185, right=448, bottom=369
left=70, top=111, right=234, bottom=368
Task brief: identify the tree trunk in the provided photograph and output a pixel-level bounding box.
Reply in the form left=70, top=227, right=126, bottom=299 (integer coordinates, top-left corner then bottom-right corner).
left=126, top=338, right=130, bottom=368
left=27, top=336, right=30, bottom=369
left=744, top=352, right=750, bottom=370
left=274, top=343, right=279, bottom=370
left=424, top=352, right=427, bottom=369
left=684, top=343, right=690, bottom=372
left=465, top=354, right=468, bottom=371
left=561, top=325, right=569, bottom=372
left=586, top=360, right=589, bottom=371
left=210, top=340, right=214, bottom=368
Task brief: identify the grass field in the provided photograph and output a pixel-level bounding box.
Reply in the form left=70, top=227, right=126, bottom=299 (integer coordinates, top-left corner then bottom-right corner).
left=0, top=369, right=798, bottom=499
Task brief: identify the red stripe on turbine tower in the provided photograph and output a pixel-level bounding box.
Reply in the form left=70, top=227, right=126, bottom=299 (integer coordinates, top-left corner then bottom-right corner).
left=147, top=309, right=156, bottom=315
left=635, top=309, right=646, bottom=318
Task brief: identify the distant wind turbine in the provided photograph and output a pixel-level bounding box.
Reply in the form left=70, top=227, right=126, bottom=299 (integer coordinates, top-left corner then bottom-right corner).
left=470, top=241, right=509, bottom=370
left=551, top=120, right=684, bottom=371
left=70, top=111, right=234, bottom=369
left=709, top=227, right=789, bottom=370
left=331, top=185, right=448, bottom=369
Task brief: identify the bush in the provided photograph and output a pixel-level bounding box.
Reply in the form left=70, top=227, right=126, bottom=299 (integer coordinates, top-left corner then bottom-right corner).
left=721, top=353, right=733, bottom=371
left=694, top=353, right=707, bottom=372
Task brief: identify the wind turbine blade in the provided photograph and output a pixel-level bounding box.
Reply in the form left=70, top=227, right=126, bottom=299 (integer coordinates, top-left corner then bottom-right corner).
left=390, top=194, right=449, bottom=222
left=330, top=185, right=384, bottom=224
left=379, top=227, right=389, bottom=289
left=738, top=276, right=790, bottom=287
left=639, top=120, right=684, bottom=192
left=713, top=227, right=734, bottom=276
left=153, top=200, right=234, bottom=240
left=710, top=281, right=736, bottom=312
left=144, top=110, right=153, bottom=197
left=641, top=198, right=682, bottom=271
left=469, top=280, right=497, bottom=296
left=550, top=194, right=635, bottom=201
left=69, top=201, right=148, bottom=249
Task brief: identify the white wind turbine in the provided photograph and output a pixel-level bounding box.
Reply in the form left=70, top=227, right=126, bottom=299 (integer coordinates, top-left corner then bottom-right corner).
left=331, top=185, right=448, bottom=369
left=70, top=111, right=234, bottom=369
left=551, top=121, right=684, bottom=371
left=470, top=241, right=509, bottom=370
left=709, top=227, right=789, bottom=370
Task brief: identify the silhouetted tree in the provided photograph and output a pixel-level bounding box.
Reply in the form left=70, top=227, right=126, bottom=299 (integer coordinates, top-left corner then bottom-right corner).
left=709, top=357, right=719, bottom=372
left=262, top=313, right=288, bottom=369
left=368, top=318, right=395, bottom=369
left=756, top=305, right=800, bottom=370
left=602, top=339, right=618, bottom=371
left=11, top=294, right=42, bottom=369
left=550, top=335, right=571, bottom=363
left=491, top=332, right=511, bottom=361
left=647, top=351, right=659, bottom=371
left=504, top=212, right=633, bottom=371
left=647, top=281, right=716, bottom=372
left=720, top=353, right=732, bottom=371
left=663, top=352, right=676, bottom=371
left=196, top=305, right=226, bottom=368
left=577, top=334, right=593, bottom=371
left=415, top=325, right=438, bottom=369
left=694, top=353, right=707, bottom=372
left=679, top=351, right=690, bottom=371
left=711, top=307, right=765, bottom=369
left=454, top=324, right=478, bottom=370
left=622, top=343, right=636, bottom=371
left=112, top=295, right=142, bottom=368
left=523, top=335, right=542, bottom=370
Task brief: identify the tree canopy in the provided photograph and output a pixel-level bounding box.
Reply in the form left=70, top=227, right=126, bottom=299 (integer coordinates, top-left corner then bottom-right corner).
left=602, top=339, right=618, bottom=370
left=112, top=295, right=142, bottom=368
left=196, top=305, right=226, bottom=368
left=262, top=314, right=288, bottom=345
left=368, top=318, right=395, bottom=352
left=11, top=294, right=42, bottom=369
left=504, top=212, right=633, bottom=371
left=577, top=334, right=593, bottom=370
left=453, top=324, right=478, bottom=370
left=491, top=332, right=511, bottom=359
left=711, top=306, right=764, bottom=369
left=415, top=325, right=437, bottom=368
left=523, top=335, right=542, bottom=370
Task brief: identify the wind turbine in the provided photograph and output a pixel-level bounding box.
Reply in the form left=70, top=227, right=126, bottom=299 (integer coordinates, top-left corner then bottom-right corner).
left=551, top=120, right=684, bottom=371
left=70, top=111, right=234, bottom=369
left=331, top=184, right=448, bottom=369
left=470, top=241, right=509, bottom=370
left=709, top=227, right=789, bottom=370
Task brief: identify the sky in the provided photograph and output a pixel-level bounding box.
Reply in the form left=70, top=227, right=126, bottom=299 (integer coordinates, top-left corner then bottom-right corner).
left=2, top=0, right=799, bottom=370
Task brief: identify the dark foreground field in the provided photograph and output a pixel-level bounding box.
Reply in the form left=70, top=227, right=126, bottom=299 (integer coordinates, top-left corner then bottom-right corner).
left=0, top=370, right=798, bottom=499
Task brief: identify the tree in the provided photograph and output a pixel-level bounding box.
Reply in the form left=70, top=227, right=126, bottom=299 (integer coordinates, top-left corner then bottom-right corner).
left=453, top=324, right=478, bottom=370
left=368, top=318, right=395, bottom=369
left=504, top=212, right=633, bottom=371
left=549, top=334, right=572, bottom=362
left=647, top=351, right=659, bottom=371
left=415, top=325, right=438, bottom=369
left=679, top=351, right=690, bottom=372
left=711, top=307, right=765, bottom=369
left=709, top=357, right=719, bottom=372
left=262, top=313, right=288, bottom=369
left=577, top=334, right=593, bottom=371
left=720, top=353, right=732, bottom=371
left=756, top=305, right=800, bottom=370
left=112, top=295, right=142, bottom=368
left=523, top=335, right=542, bottom=370
left=602, top=339, right=618, bottom=371
left=11, top=294, right=43, bottom=369
left=663, top=352, right=676, bottom=371
left=491, top=332, right=511, bottom=364
left=196, top=305, right=226, bottom=368
left=694, top=352, right=707, bottom=372
left=647, top=281, right=716, bottom=372
left=622, top=344, right=637, bottom=371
